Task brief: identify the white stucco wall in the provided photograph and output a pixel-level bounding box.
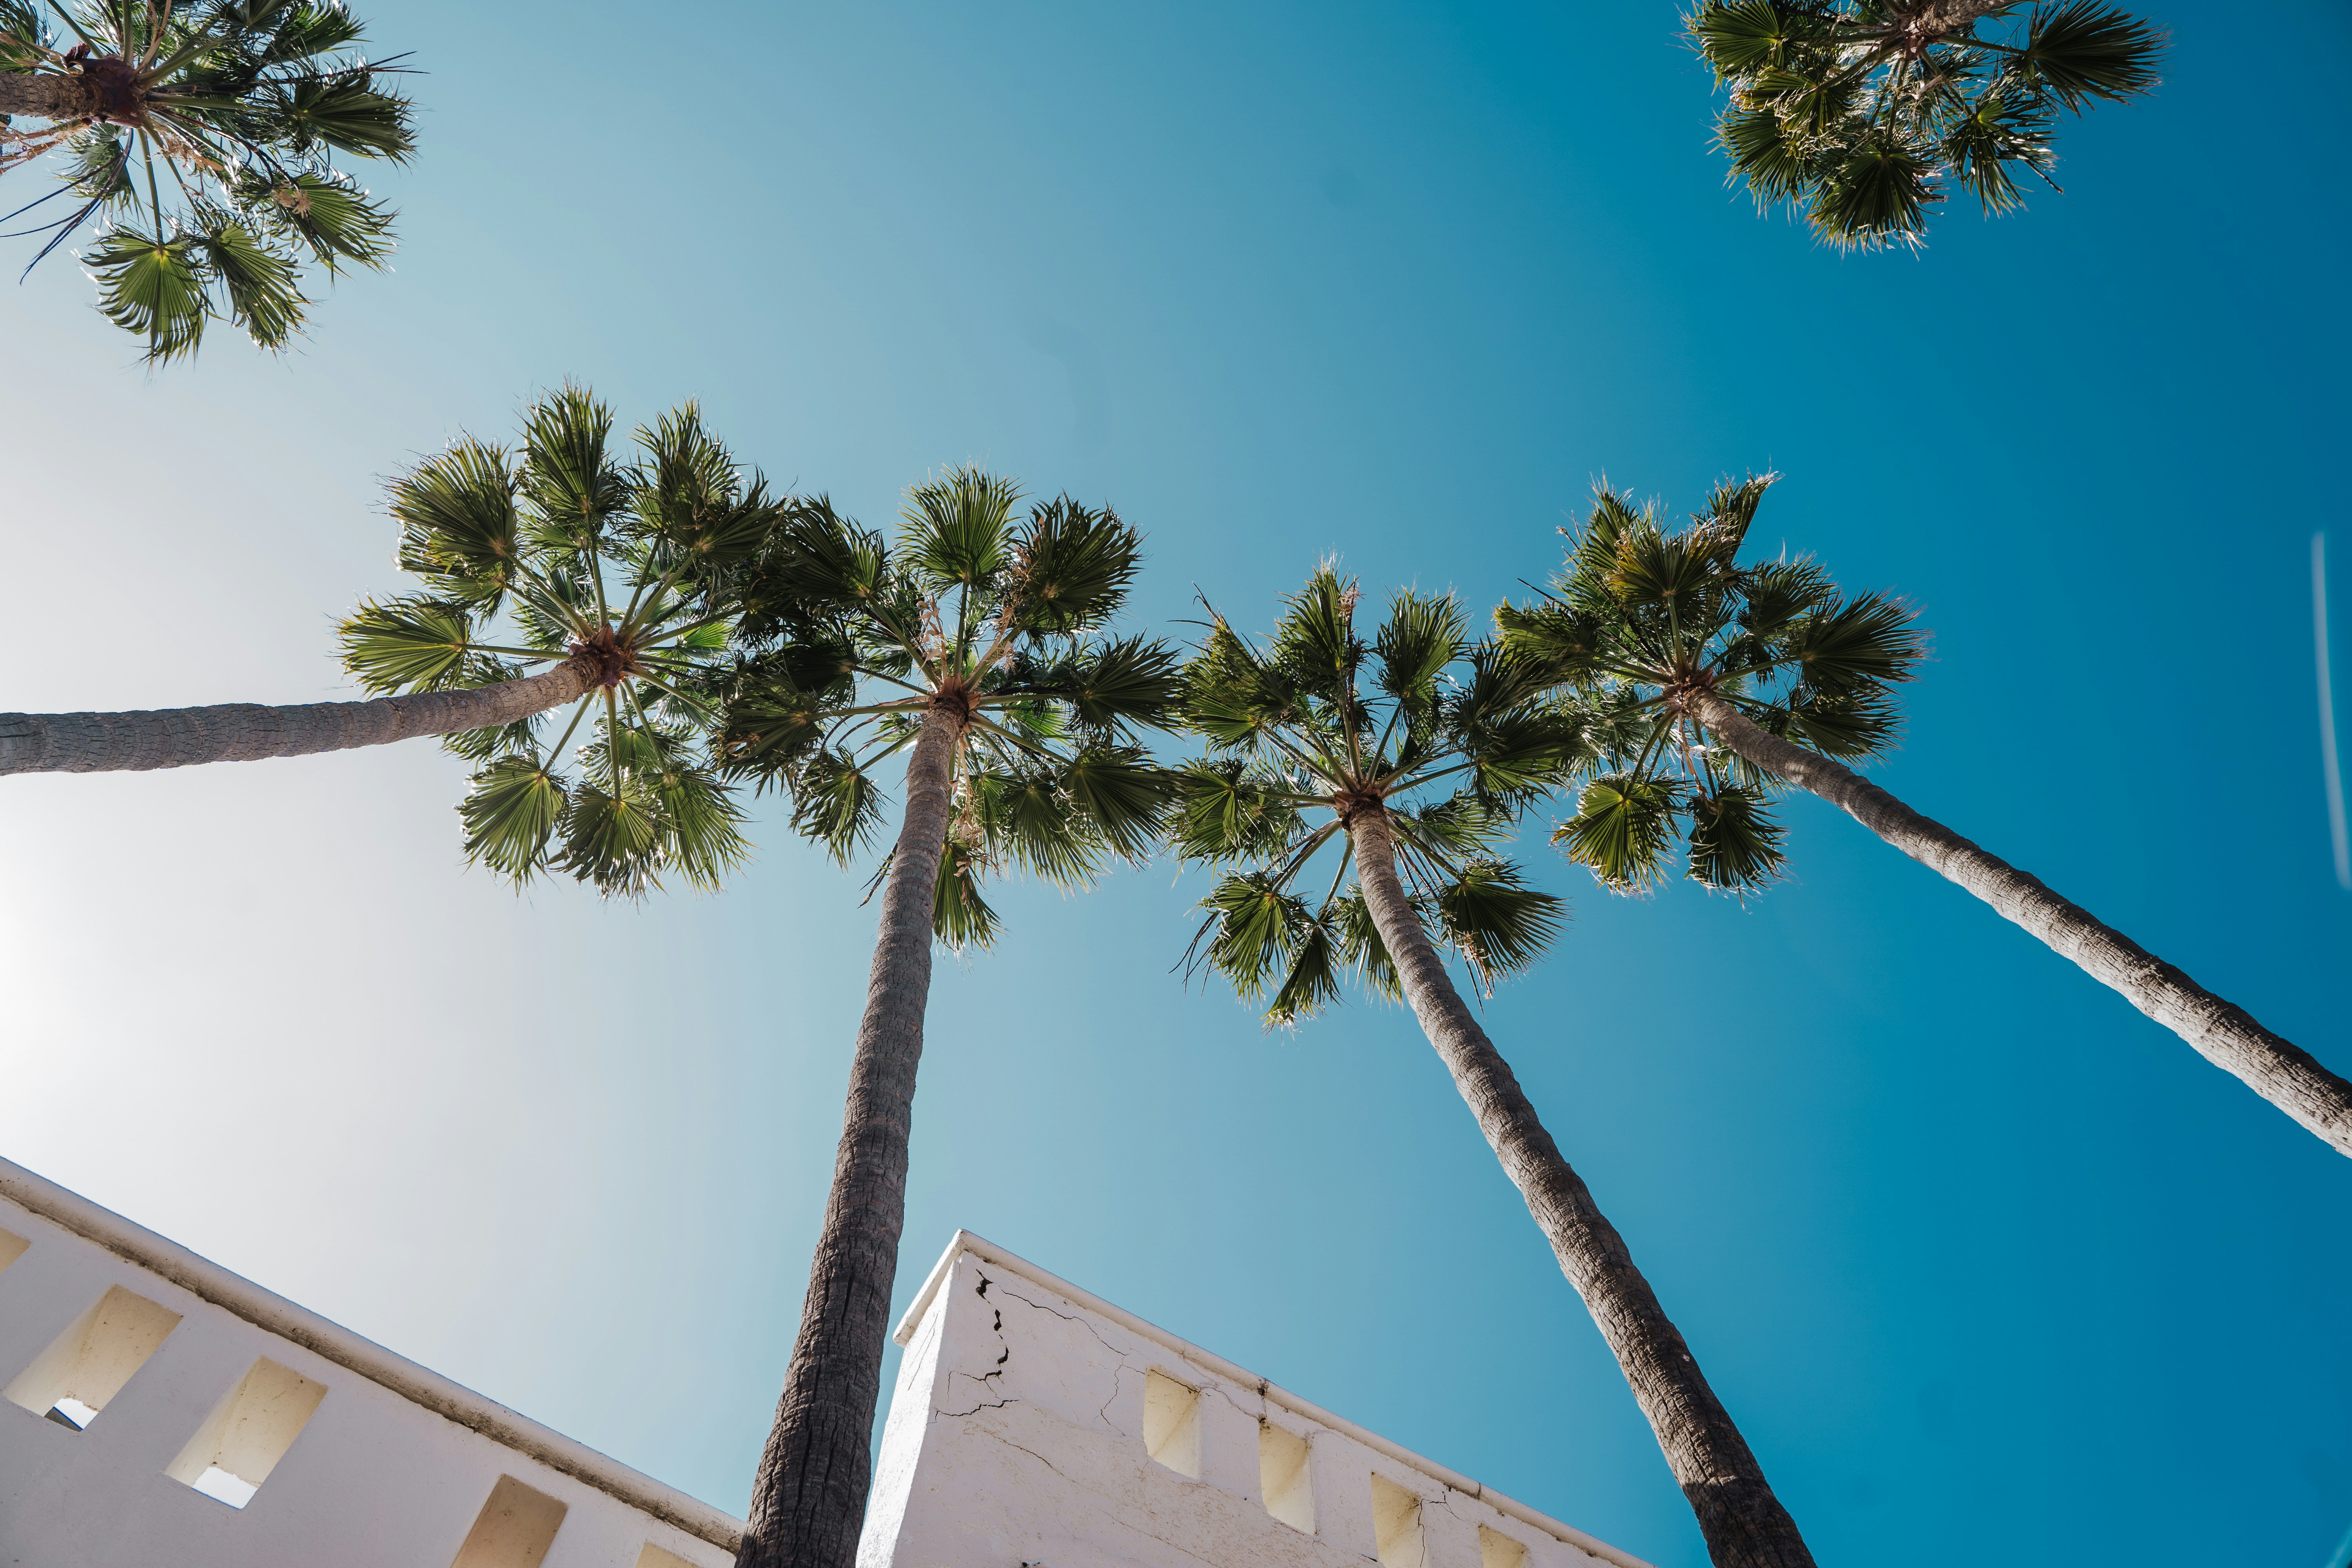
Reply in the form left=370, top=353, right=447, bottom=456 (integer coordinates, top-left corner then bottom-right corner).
left=0, top=1157, right=741, bottom=1568
left=860, top=1231, right=1654, bottom=1568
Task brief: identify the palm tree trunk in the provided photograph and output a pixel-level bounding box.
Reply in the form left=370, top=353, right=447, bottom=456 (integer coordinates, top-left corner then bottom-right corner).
left=1347, top=808, right=1816, bottom=1568
left=1693, top=693, right=2352, bottom=1158
left=0, top=74, right=91, bottom=122
left=738, top=700, right=965, bottom=1568
left=0, top=658, right=601, bottom=777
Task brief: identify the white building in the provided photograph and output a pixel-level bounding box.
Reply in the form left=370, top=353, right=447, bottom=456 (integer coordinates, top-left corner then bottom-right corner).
left=0, top=1158, right=1649, bottom=1568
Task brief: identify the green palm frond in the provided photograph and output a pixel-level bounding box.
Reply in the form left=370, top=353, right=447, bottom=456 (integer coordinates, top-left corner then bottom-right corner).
left=1270, top=567, right=1365, bottom=704
left=1330, top=889, right=1403, bottom=1001
left=1192, top=871, right=1318, bottom=1006
left=1556, top=773, right=1683, bottom=893
left=1686, top=786, right=1786, bottom=893
left=1004, top=497, right=1141, bottom=636
left=980, top=766, right=1103, bottom=888
left=1435, top=859, right=1566, bottom=982
left=933, top=838, right=1000, bottom=949
left=1171, top=759, right=1304, bottom=863
left=389, top=439, right=521, bottom=599
left=1265, top=912, right=1341, bottom=1025
left=191, top=206, right=305, bottom=349
left=791, top=749, right=885, bottom=866
left=85, top=229, right=209, bottom=363
left=338, top=595, right=474, bottom=693
left=2019, top=1, right=2165, bottom=109
left=520, top=385, right=628, bottom=545
left=1788, top=590, right=1925, bottom=695
left=559, top=766, right=664, bottom=898
left=460, top=755, right=568, bottom=881
left=1373, top=590, right=1466, bottom=708
left=902, top=467, right=1017, bottom=591
left=1057, top=744, right=1173, bottom=863
left=1777, top=686, right=1903, bottom=757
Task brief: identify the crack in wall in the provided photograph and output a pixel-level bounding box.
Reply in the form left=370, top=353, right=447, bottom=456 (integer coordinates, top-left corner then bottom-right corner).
left=989, top=1436, right=1235, bottom=1568
left=1000, top=1287, right=1135, bottom=1360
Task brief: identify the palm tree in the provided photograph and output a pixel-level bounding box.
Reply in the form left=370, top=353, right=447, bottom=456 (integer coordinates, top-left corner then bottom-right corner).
left=714, top=470, right=1181, bottom=1568
left=1174, top=567, right=1817, bottom=1568
left=1499, top=477, right=2352, bottom=1158
left=6, top=385, right=773, bottom=897
left=1687, top=0, right=2165, bottom=249
left=0, top=0, right=412, bottom=360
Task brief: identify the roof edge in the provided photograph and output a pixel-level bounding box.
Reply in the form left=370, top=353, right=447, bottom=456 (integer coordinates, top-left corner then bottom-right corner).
left=893, top=1229, right=1658, bottom=1568
left=0, top=1156, right=745, bottom=1553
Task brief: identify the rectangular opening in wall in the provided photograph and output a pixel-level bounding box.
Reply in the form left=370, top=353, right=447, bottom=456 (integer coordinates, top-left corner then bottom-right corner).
left=449, top=1475, right=568, bottom=1568
left=4, top=1284, right=181, bottom=1429
left=1370, top=1474, right=1427, bottom=1568
left=165, top=1357, right=328, bottom=1509
left=0, top=1228, right=27, bottom=1276
left=1142, top=1369, right=1201, bottom=1478
left=634, top=1548, right=699, bottom=1568
left=1259, top=1421, right=1315, bottom=1533
left=1480, top=1524, right=1532, bottom=1568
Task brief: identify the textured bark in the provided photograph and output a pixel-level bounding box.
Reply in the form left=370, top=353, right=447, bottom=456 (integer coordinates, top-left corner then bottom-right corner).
left=1348, top=810, right=1816, bottom=1568
left=1694, top=693, right=2352, bottom=1158
left=0, top=658, right=599, bottom=776
left=738, top=701, right=965, bottom=1568
left=1891, top=0, right=2016, bottom=38
left=0, top=73, right=94, bottom=122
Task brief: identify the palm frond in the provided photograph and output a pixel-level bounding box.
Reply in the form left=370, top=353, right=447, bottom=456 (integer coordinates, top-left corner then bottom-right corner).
left=459, top=754, right=567, bottom=881
left=901, top=466, right=1016, bottom=593
left=1004, top=496, right=1140, bottom=636
left=338, top=595, right=473, bottom=693
left=1555, top=773, right=1683, bottom=893
left=1435, top=858, right=1566, bottom=982
left=1686, top=785, right=1786, bottom=893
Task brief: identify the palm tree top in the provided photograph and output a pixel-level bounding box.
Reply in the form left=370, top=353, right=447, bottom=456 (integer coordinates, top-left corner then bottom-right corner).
left=0, top=0, right=414, bottom=359
left=1688, top=0, right=2166, bottom=250
left=1174, top=566, right=1587, bottom=1022
left=719, top=469, right=1183, bottom=947
left=1497, top=474, right=1925, bottom=895
left=339, top=384, right=778, bottom=896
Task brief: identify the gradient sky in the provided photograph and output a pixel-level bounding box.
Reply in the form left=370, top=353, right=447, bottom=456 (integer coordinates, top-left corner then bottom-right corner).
left=3, top=3, right=2348, bottom=1565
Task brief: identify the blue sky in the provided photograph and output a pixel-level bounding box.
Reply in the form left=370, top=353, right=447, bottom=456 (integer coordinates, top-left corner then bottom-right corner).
left=2, top=2, right=2348, bottom=1565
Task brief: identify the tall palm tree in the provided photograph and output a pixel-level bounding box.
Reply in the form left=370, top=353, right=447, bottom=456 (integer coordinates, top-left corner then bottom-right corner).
left=715, top=470, right=1181, bottom=1568
left=1687, top=0, right=2164, bottom=249
left=1499, top=477, right=2352, bottom=1158
left=0, top=0, right=412, bottom=359
left=1174, top=567, right=1817, bottom=1568
left=5, top=385, right=772, bottom=898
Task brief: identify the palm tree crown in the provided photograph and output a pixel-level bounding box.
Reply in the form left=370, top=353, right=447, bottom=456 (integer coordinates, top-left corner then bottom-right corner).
left=1175, top=568, right=1585, bottom=1021
left=1498, top=475, right=1923, bottom=895
left=340, top=386, right=778, bottom=896
left=0, top=0, right=412, bottom=359
left=1688, top=0, right=2165, bottom=249
left=719, top=470, right=1182, bottom=940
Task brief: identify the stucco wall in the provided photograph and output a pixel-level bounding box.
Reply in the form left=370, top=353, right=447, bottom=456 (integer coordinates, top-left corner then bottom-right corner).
left=860, top=1231, right=1652, bottom=1568
left=0, top=1158, right=740, bottom=1568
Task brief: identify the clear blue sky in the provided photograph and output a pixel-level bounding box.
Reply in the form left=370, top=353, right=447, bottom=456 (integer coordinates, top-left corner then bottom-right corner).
left=2, top=2, right=2347, bottom=1564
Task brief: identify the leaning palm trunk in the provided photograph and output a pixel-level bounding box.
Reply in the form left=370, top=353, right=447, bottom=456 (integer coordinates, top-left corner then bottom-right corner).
left=1349, top=809, right=1816, bottom=1568
left=0, top=657, right=599, bottom=777
left=1693, top=694, right=2352, bottom=1158
left=738, top=701, right=966, bottom=1568
left=0, top=74, right=90, bottom=121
